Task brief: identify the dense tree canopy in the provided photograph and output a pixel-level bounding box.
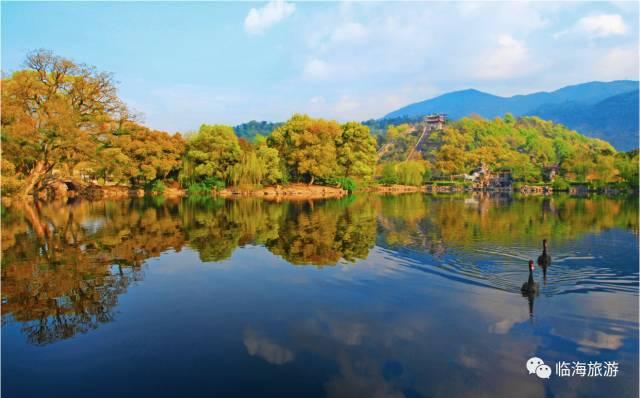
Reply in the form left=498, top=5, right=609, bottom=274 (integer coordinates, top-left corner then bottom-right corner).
left=337, top=122, right=377, bottom=181
left=380, top=114, right=637, bottom=187
left=268, top=114, right=377, bottom=185
left=268, top=114, right=341, bottom=185
left=1, top=50, right=126, bottom=196
left=184, top=124, right=242, bottom=183
left=89, top=122, right=184, bottom=185
left=180, top=124, right=286, bottom=190
left=1, top=50, right=186, bottom=196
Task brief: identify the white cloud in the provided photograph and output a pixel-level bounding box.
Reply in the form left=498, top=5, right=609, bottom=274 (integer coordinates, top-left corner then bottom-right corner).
left=331, top=22, right=368, bottom=43
left=557, top=13, right=629, bottom=39
left=334, top=95, right=360, bottom=114
left=577, top=14, right=628, bottom=37
left=309, top=96, right=326, bottom=105
left=303, top=58, right=331, bottom=80
left=593, top=46, right=639, bottom=80
left=244, top=0, right=295, bottom=35
left=475, top=35, right=538, bottom=80
left=140, top=2, right=639, bottom=127
left=297, top=2, right=556, bottom=88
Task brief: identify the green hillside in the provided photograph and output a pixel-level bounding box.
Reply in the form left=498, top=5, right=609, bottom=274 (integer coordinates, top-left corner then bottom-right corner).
left=377, top=114, right=638, bottom=188
left=383, top=81, right=639, bottom=150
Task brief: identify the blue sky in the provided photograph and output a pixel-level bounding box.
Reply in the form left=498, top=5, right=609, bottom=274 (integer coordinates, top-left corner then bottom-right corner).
left=2, top=1, right=638, bottom=133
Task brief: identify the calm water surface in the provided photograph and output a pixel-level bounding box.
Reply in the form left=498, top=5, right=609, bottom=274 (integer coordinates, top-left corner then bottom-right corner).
left=2, top=194, right=638, bottom=397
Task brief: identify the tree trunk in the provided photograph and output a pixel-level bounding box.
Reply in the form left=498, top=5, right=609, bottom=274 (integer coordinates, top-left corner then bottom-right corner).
left=22, top=202, right=48, bottom=239
left=20, top=160, right=47, bottom=198
left=309, top=175, right=315, bottom=186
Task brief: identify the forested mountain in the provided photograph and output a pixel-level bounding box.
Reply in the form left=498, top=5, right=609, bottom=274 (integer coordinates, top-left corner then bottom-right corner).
left=376, top=115, right=638, bottom=188
left=383, top=81, right=639, bottom=150
left=532, top=90, right=639, bottom=151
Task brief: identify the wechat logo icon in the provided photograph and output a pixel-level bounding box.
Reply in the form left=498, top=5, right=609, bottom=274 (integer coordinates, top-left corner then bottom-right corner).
left=526, top=357, right=551, bottom=379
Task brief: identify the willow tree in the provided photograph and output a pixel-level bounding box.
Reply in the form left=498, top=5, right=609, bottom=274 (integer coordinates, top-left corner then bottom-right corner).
left=1, top=50, right=125, bottom=197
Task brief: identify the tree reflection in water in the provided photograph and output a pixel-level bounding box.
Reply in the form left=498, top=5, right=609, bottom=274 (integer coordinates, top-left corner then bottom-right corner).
left=1, top=194, right=637, bottom=345
left=266, top=197, right=376, bottom=265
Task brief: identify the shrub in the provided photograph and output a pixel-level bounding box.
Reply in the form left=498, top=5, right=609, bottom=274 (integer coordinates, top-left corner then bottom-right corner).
left=336, top=177, right=356, bottom=193
left=319, top=177, right=357, bottom=193
left=552, top=178, right=570, bottom=191
left=187, top=177, right=225, bottom=196
left=203, top=176, right=225, bottom=191
left=422, top=168, right=433, bottom=184
left=187, top=183, right=210, bottom=195
left=145, top=180, right=166, bottom=195
left=590, top=180, right=605, bottom=191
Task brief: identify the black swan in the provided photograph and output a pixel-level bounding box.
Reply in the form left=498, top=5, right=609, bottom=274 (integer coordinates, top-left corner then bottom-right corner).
left=537, top=239, right=551, bottom=268
left=521, top=260, right=538, bottom=293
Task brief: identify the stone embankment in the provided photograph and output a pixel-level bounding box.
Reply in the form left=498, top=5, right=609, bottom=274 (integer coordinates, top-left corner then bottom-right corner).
left=219, top=184, right=347, bottom=200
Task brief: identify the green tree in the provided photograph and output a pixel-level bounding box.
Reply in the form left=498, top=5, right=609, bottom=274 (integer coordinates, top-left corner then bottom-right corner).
left=337, top=122, right=377, bottom=181
left=379, top=163, right=399, bottom=185
left=185, top=124, right=242, bottom=184
left=257, top=146, right=283, bottom=185
left=614, top=151, right=639, bottom=189
left=397, top=161, right=427, bottom=186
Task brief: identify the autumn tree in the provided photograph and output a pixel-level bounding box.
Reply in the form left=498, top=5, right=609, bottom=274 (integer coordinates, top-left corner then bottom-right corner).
left=108, top=122, right=185, bottom=185
left=1, top=50, right=126, bottom=197
left=89, top=147, right=132, bottom=184
left=268, top=114, right=341, bottom=185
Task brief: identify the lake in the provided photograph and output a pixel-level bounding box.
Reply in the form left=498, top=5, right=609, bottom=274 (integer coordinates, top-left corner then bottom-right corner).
left=2, top=194, right=638, bottom=398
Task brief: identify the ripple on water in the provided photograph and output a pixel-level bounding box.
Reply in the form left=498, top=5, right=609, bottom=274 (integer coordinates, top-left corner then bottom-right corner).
left=384, top=234, right=639, bottom=297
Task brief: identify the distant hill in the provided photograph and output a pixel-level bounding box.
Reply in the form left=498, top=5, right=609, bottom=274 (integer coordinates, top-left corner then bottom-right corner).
left=532, top=90, right=639, bottom=152
left=384, top=81, right=639, bottom=150
left=233, top=120, right=282, bottom=141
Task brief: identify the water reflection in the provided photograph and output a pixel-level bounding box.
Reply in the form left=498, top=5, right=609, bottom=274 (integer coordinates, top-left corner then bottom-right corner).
left=1, top=194, right=637, bottom=347
left=266, top=198, right=376, bottom=265
left=244, top=328, right=295, bottom=365
left=2, top=194, right=638, bottom=398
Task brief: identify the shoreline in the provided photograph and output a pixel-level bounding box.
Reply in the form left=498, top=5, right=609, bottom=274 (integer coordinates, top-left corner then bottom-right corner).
left=218, top=183, right=347, bottom=200
left=3, top=181, right=634, bottom=207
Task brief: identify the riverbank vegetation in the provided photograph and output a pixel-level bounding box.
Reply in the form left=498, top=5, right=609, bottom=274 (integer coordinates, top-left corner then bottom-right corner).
left=1, top=50, right=637, bottom=202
